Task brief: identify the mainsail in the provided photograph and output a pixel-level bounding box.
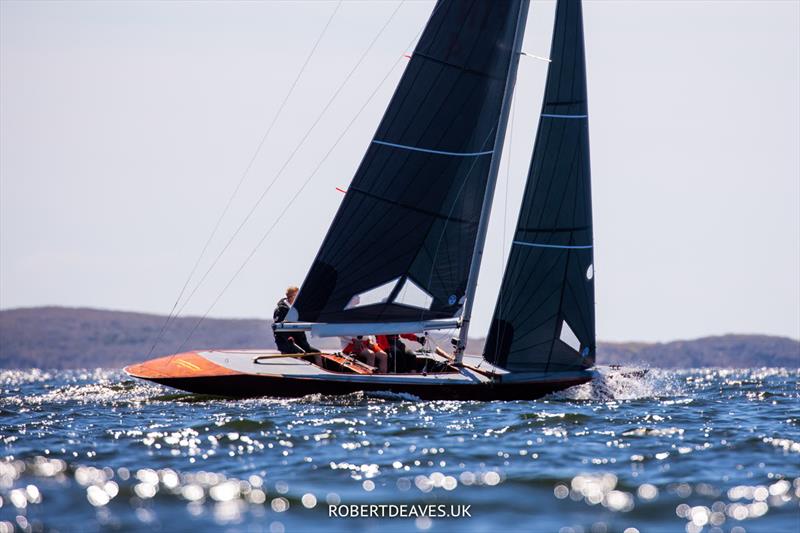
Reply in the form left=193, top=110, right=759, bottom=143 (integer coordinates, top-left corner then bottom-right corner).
left=288, top=0, right=529, bottom=333
left=484, top=0, right=595, bottom=372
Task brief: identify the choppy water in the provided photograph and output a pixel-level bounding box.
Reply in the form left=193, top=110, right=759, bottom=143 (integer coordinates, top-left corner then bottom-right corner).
left=0, top=368, right=798, bottom=532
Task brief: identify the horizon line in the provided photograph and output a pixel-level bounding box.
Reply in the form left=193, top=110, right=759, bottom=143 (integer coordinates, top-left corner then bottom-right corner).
left=1, top=304, right=798, bottom=345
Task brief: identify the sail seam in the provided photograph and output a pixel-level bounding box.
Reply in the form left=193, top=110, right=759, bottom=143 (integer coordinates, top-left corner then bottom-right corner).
left=372, top=140, right=493, bottom=157
left=513, top=241, right=592, bottom=249
left=349, top=187, right=479, bottom=227
left=546, top=99, right=585, bottom=107
left=409, top=50, right=507, bottom=82
left=518, top=225, right=590, bottom=233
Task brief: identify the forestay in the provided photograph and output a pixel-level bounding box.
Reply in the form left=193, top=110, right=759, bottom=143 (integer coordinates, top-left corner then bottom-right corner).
left=289, top=0, right=527, bottom=331
left=484, top=0, right=595, bottom=372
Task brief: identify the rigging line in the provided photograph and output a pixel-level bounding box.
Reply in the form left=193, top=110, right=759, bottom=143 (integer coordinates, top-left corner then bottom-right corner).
left=171, top=0, right=407, bottom=321
left=178, top=0, right=437, bottom=321
left=494, top=93, right=516, bottom=359
left=145, top=0, right=344, bottom=358
left=323, top=67, right=477, bottom=270
left=176, top=14, right=422, bottom=352
left=545, top=155, right=583, bottom=373
left=504, top=144, right=582, bottom=326
left=503, top=98, right=515, bottom=268
left=502, top=96, right=578, bottom=309
left=507, top=142, right=584, bottom=336
left=409, top=5, right=520, bottom=327
left=354, top=10, right=512, bottom=301
left=303, top=1, right=454, bottom=268
left=266, top=4, right=449, bottom=293
left=415, top=126, right=497, bottom=325
left=404, top=78, right=504, bottom=320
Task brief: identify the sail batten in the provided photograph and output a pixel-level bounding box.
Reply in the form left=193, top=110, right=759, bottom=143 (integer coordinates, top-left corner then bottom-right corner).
left=348, top=187, right=480, bottom=226
left=541, top=114, right=587, bottom=119
left=484, top=0, right=595, bottom=372
left=513, top=241, right=592, bottom=250
left=371, top=140, right=494, bottom=157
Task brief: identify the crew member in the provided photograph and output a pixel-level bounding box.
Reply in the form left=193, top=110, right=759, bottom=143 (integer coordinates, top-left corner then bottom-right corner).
left=341, top=335, right=388, bottom=373
left=273, top=286, right=322, bottom=365
left=377, top=333, right=425, bottom=373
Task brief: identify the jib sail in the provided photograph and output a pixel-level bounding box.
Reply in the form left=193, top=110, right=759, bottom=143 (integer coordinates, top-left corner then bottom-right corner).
left=484, top=0, right=596, bottom=372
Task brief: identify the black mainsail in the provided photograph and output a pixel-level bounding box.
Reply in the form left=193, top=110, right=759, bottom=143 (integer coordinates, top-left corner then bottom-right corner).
left=287, top=0, right=529, bottom=335
left=484, top=0, right=595, bottom=372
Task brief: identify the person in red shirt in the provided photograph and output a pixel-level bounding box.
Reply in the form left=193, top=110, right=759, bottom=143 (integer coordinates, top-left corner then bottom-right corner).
left=341, top=336, right=388, bottom=373
left=375, top=333, right=421, bottom=352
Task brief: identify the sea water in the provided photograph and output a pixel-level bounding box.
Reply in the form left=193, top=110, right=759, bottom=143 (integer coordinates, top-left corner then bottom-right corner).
left=0, top=368, right=798, bottom=532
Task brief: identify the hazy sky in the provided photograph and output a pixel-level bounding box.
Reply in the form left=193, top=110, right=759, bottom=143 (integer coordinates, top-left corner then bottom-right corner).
left=1, top=0, right=798, bottom=343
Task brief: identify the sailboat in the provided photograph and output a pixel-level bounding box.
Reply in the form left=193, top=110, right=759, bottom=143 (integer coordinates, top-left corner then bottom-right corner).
left=126, top=0, right=599, bottom=400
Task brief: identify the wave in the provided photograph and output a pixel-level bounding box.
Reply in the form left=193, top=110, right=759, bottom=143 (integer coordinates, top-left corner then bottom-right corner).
left=546, top=367, right=683, bottom=402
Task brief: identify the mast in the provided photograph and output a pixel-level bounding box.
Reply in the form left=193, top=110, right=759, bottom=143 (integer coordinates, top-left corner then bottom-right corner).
left=455, top=0, right=530, bottom=364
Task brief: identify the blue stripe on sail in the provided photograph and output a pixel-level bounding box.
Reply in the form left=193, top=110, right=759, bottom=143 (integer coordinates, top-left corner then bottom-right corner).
left=541, top=114, right=588, bottom=119
left=513, top=240, right=593, bottom=249
left=372, top=140, right=493, bottom=157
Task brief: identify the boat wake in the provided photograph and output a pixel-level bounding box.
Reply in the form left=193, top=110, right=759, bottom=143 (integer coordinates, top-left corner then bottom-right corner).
left=365, top=390, right=423, bottom=402
left=548, top=367, right=681, bottom=402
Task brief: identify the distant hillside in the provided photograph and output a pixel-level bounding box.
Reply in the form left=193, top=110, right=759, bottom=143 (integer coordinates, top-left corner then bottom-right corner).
left=0, top=307, right=797, bottom=369
left=599, top=335, right=799, bottom=368
left=469, top=335, right=799, bottom=369
left=0, top=307, right=269, bottom=369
